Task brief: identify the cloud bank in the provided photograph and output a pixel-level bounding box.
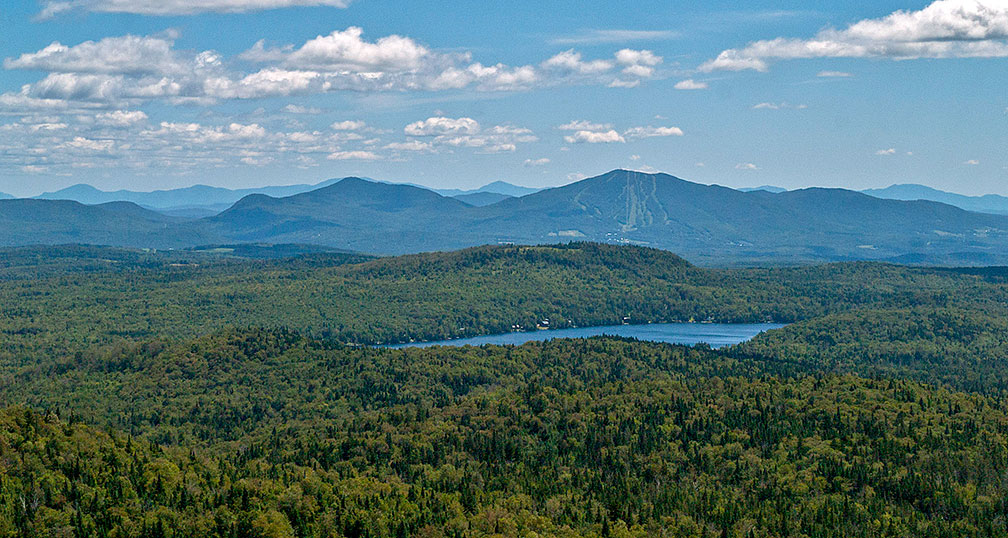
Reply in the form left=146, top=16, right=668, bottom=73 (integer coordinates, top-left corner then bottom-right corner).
left=2, top=27, right=665, bottom=109
left=701, top=0, right=1008, bottom=72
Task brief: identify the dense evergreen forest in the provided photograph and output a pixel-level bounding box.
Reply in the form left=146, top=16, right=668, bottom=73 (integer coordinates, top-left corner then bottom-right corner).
left=2, top=242, right=1007, bottom=349
left=3, top=242, right=1008, bottom=537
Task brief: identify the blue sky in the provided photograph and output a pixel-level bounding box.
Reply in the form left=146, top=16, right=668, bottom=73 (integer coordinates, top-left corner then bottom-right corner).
left=0, top=0, right=1005, bottom=196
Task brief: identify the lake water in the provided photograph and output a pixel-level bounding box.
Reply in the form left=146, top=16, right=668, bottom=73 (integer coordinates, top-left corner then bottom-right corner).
left=382, top=322, right=785, bottom=349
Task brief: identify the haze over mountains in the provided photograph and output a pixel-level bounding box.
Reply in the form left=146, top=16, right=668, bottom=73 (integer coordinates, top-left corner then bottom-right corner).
left=3, top=169, right=1008, bottom=264
left=0, top=199, right=211, bottom=248
left=32, top=179, right=537, bottom=215
left=864, top=184, right=1008, bottom=215
left=37, top=181, right=335, bottom=209
left=25, top=177, right=1008, bottom=217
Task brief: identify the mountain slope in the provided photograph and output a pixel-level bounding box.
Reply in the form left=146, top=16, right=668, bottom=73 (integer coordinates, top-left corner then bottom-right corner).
left=468, top=180, right=540, bottom=197
left=454, top=191, right=513, bottom=206
left=431, top=180, right=540, bottom=197
left=739, top=185, right=787, bottom=193
left=0, top=199, right=215, bottom=248
left=7, top=170, right=1008, bottom=263
left=469, top=170, right=1008, bottom=263
left=209, top=177, right=474, bottom=253
left=864, top=183, right=1008, bottom=215
left=36, top=179, right=341, bottom=209
left=201, top=170, right=1008, bottom=261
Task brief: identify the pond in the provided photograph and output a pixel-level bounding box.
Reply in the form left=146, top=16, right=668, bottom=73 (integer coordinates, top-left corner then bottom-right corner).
left=382, top=322, right=785, bottom=349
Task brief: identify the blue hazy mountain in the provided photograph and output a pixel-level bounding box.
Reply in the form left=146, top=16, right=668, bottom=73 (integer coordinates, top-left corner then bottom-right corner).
left=863, top=184, right=1008, bottom=215
left=454, top=180, right=540, bottom=197
left=453, top=192, right=513, bottom=206
left=0, top=192, right=12, bottom=200
left=736, top=183, right=1008, bottom=216
left=32, top=178, right=536, bottom=214
left=35, top=180, right=343, bottom=211
left=205, top=170, right=1008, bottom=263
left=7, top=170, right=1008, bottom=264
left=207, top=178, right=473, bottom=254
left=0, top=199, right=212, bottom=248
left=739, top=185, right=787, bottom=193
left=461, top=170, right=1008, bottom=264
left=386, top=179, right=539, bottom=198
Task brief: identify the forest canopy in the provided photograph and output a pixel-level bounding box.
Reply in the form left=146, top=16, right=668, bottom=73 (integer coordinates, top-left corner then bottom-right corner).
left=2, top=243, right=1008, bottom=537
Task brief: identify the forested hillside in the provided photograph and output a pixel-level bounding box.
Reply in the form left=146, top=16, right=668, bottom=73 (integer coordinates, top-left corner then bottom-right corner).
left=3, top=243, right=1008, bottom=537
left=5, top=334, right=1008, bottom=537
left=1, top=242, right=1007, bottom=352
left=737, top=307, right=1008, bottom=393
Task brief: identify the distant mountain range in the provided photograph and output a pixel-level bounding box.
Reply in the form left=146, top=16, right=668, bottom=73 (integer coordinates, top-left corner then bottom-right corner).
left=0, top=192, right=12, bottom=200
left=21, top=179, right=1008, bottom=218
left=35, top=180, right=341, bottom=210
left=31, top=179, right=537, bottom=214
left=741, top=183, right=1008, bottom=216
left=863, top=184, right=1008, bottom=215
left=5, top=169, right=1007, bottom=264
left=453, top=192, right=514, bottom=206
left=0, top=199, right=211, bottom=249
left=435, top=181, right=541, bottom=198
left=739, top=185, right=787, bottom=193
left=205, top=179, right=472, bottom=253
left=460, top=170, right=1008, bottom=264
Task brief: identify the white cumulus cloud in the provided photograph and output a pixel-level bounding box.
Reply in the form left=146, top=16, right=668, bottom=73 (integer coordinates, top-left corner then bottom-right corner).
left=557, top=120, right=613, bottom=131
left=674, top=79, right=707, bottom=90
left=4, top=33, right=212, bottom=77
left=280, top=27, right=432, bottom=72
left=564, top=129, right=625, bottom=144
left=95, top=110, right=148, bottom=126
left=384, top=140, right=433, bottom=152
left=542, top=50, right=614, bottom=74
left=559, top=121, right=682, bottom=143
left=701, top=0, right=1008, bottom=72
left=327, top=150, right=380, bottom=160
left=398, top=117, right=535, bottom=153
left=62, top=136, right=115, bottom=152
left=623, top=126, right=683, bottom=139
left=331, top=120, right=367, bottom=131
left=2, top=28, right=664, bottom=109
left=405, top=116, right=480, bottom=136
